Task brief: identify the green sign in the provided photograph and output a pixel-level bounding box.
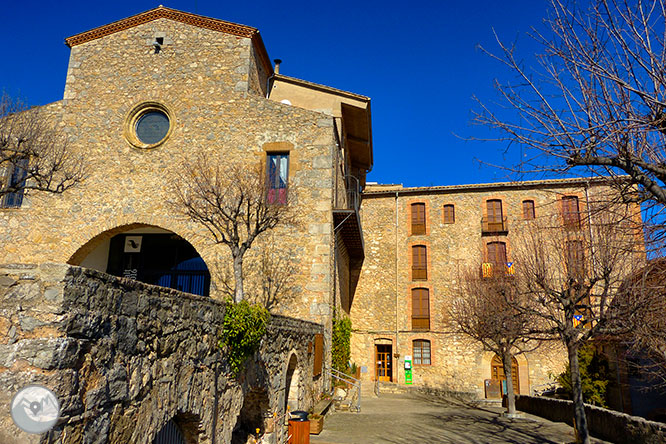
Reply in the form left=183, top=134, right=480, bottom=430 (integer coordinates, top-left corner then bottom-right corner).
left=404, top=355, right=413, bottom=385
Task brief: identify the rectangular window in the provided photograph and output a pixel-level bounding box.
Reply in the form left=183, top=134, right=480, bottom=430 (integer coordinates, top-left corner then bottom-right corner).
left=411, top=203, right=426, bottom=235
left=413, top=340, right=431, bottom=365
left=443, top=204, right=455, bottom=224
left=566, top=240, right=585, bottom=279
left=411, top=288, right=430, bottom=330
left=266, top=153, right=289, bottom=204
left=412, top=245, right=427, bottom=280
left=522, top=200, right=535, bottom=220
left=487, top=241, right=507, bottom=266
left=486, top=199, right=504, bottom=231
left=1, top=158, right=29, bottom=209
left=562, top=196, right=580, bottom=227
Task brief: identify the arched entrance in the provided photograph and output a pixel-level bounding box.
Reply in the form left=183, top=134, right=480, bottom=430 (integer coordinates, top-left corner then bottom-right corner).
left=69, top=224, right=211, bottom=296
left=284, top=354, right=300, bottom=412
left=153, top=419, right=186, bottom=444
left=491, top=354, right=520, bottom=394
left=231, top=388, right=271, bottom=444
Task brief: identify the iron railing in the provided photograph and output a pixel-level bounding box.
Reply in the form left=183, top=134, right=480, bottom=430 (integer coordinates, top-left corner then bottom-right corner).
left=326, top=367, right=362, bottom=413
left=481, top=216, right=509, bottom=234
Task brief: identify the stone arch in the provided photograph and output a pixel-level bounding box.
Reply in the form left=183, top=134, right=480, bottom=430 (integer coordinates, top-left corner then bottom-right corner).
left=231, top=388, right=271, bottom=444
left=284, top=352, right=301, bottom=412
left=152, top=413, right=201, bottom=444
left=67, top=222, right=211, bottom=296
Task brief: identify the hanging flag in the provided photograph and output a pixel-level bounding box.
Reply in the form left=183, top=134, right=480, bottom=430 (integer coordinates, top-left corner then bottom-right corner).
left=482, top=262, right=493, bottom=278
left=573, top=314, right=583, bottom=327
left=505, top=262, right=515, bottom=275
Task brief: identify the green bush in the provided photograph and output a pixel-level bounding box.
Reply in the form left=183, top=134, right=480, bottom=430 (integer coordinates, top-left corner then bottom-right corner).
left=219, top=300, right=269, bottom=376
left=557, top=344, right=611, bottom=407
left=332, top=317, right=351, bottom=373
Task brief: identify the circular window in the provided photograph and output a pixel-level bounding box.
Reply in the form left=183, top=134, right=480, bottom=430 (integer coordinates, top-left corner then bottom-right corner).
left=124, top=102, right=174, bottom=149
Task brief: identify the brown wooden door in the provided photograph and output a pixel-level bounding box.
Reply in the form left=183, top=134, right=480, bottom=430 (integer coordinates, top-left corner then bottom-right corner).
left=491, top=355, right=519, bottom=394
left=375, top=344, right=392, bottom=382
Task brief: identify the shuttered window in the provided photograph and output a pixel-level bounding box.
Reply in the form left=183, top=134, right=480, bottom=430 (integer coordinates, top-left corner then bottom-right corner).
left=412, top=245, right=427, bottom=280
left=1, top=158, right=29, bottom=208
left=566, top=240, right=585, bottom=279
left=562, top=196, right=580, bottom=227
left=313, top=334, right=324, bottom=376
left=487, top=241, right=507, bottom=265
left=411, top=203, right=426, bottom=235
left=413, top=340, right=431, bottom=365
left=522, top=200, right=535, bottom=220
left=412, top=288, right=430, bottom=330
left=443, top=204, right=455, bottom=224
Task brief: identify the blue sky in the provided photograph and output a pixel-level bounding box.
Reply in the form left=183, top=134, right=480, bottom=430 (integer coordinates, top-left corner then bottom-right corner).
left=1, top=1, right=551, bottom=187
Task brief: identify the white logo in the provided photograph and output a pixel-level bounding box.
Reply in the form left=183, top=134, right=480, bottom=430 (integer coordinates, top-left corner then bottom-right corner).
left=11, top=385, right=60, bottom=434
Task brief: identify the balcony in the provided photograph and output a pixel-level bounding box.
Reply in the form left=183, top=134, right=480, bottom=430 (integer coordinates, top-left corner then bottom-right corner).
left=481, top=217, right=509, bottom=235
left=481, top=262, right=515, bottom=278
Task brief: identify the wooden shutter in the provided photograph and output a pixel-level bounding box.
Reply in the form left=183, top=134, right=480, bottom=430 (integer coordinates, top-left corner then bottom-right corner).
left=411, top=288, right=430, bottom=330
left=411, top=203, right=426, bottom=235
left=522, top=200, right=535, bottom=220
left=566, top=240, right=585, bottom=278
left=487, top=242, right=507, bottom=265
left=443, top=204, right=455, bottom=224
left=313, top=333, right=323, bottom=376
left=562, top=196, right=580, bottom=227
left=412, top=245, right=427, bottom=280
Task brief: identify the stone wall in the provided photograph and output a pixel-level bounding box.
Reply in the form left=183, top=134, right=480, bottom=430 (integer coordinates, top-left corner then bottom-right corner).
left=515, top=395, right=666, bottom=444
left=0, top=264, right=323, bottom=444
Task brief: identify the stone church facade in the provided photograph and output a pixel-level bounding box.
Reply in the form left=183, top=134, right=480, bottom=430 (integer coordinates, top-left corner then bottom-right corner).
left=0, top=6, right=644, bottom=443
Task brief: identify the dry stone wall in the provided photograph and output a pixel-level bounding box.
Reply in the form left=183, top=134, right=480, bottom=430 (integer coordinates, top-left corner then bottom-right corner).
left=0, top=264, right=323, bottom=444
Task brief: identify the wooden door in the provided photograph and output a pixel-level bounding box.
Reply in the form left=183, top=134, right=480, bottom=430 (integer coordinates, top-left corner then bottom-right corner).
left=491, top=355, right=519, bottom=394
left=375, top=345, right=392, bottom=382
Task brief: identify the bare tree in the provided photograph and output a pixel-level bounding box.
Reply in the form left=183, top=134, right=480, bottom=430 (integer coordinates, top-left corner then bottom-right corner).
left=171, top=154, right=296, bottom=303
left=474, top=0, right=666, bottom=216
left=511, top=208, right=641, bottom=444
left=450, top=270, right=540, bottom=415
left=0, top=93, right=85, bottom=204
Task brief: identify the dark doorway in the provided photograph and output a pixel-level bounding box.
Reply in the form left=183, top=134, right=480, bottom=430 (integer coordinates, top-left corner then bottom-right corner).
left=106, top=233, right=211, bottom=296
left=153, top=419, right=186, bottom=444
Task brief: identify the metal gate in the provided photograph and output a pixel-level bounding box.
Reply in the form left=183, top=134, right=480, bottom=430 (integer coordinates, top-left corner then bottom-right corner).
left=153, top=419, right=185, bottom=444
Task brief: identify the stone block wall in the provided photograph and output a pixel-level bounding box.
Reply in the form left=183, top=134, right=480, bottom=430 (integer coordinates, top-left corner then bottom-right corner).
left=0, top=264, right=323, bottom=444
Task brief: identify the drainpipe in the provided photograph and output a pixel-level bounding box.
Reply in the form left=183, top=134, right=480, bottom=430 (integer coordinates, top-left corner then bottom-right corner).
left=265, top=58, right=282, bottom=99
left=395, top=191, right=400, bottom=384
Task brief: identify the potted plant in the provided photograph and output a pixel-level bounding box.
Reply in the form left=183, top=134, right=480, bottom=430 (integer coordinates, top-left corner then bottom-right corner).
left=308, top=413, right=324, bottom=434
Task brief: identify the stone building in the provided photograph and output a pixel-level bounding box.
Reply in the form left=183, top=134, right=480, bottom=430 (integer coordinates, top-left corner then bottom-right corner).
left=0, top=7, right=370, bottom=443
left=350, top=177, right=642, bottom=398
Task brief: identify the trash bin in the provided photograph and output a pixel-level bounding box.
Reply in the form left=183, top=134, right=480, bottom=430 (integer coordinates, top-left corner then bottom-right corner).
left=288, top=410, right=310, bottom=444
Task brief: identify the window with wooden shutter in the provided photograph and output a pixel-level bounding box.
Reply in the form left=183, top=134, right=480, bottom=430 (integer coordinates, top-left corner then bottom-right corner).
left=411, top=203, right=426, bottom=235
left=411, top=288, right=430, bottom=330
left=313, top=334, right=323, bottom=376
left=522, top=200, right=535, bottom=220
left=562, top=196, right=580, bottom=227
left=413, top=340, right=431, bottom=365
left=443, top=204, right=455, bottom=224
left=487, top=199, right=504, bottom=231
left=412, top=245, right=427, bottom=280
left=487, top=241, right=507, bottom=266
left=566, top=240, right=585, bottom=279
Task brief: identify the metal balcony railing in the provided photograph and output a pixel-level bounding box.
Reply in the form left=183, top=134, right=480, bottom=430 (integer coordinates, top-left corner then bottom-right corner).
left=481, top=216, right=509, bottom=234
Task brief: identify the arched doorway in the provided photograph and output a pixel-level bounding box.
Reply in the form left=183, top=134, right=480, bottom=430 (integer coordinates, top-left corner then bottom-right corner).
left=284, top=354, right=300, bottom=412
left=69, top=224, right=211, bottom=296
left=491, top=354, right=520, bottom=394
left=153, top=419, right=186, bottom=444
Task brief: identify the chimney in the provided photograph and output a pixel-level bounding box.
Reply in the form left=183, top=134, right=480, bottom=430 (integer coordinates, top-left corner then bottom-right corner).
left=274, top=59, right=282, bottom=74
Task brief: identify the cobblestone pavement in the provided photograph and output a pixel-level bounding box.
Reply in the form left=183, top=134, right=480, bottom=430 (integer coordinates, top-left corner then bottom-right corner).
left=310, top=393, right=612, bottom=444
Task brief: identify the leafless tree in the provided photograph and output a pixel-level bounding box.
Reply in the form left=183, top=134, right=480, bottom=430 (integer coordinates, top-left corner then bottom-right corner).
left=0, top=93, right=85, bottom=203
left=450, top=270, right=540, bottom=415
left=510, top=208, right=642, bottom=444
left=473, top=0, right=666, bottom=239
left=171, top=154, right=297, bottom=303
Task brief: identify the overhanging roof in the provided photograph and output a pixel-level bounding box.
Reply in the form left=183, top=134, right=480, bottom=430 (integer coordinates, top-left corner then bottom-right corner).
left=64, top=6, right=273, bottom=75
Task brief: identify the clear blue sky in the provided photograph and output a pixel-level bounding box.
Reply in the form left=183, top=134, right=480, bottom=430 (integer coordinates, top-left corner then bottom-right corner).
left=1, top=1, right=551, bottom=187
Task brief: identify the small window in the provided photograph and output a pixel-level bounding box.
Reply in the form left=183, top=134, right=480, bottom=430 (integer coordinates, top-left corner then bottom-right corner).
left=413, top=340, right=431, bottom=365
left=412, top=245, right=427, bottom=280
left=266, top=153, right=289, bottom=204
left=412, top=288, right=430, bottom=330
left=487, top=241, right=507, bottom=266
left=443, top=204, right=455, bottom=224
left=1, top=158, right=28, bottom=208
left=411, top=203, right=426, bottom=235
left=522, top=200, right=535, bottom=220
left=562, top=196, right=581, bottom=227
left=135, top=111, right=170, bottom=145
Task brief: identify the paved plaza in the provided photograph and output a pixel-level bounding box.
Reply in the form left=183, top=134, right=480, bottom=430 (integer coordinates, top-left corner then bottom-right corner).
left=310, top=392, right=612, bottom=444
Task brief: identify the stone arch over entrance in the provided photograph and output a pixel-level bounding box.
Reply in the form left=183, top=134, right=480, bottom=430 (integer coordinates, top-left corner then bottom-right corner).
left=67, top=223, right=211, bottom=296
left=152, top=413, right=202, bottom=444
left=284, top=352, right=300, bottom=412
left=480, top=352, right=529, bottom=395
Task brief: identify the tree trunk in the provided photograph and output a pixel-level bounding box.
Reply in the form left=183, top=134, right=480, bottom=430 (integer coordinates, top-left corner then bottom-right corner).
left=502, top=351, right=516, bottom=415
left=233, top=255, right=244, bottom=303
left=568, top=343, right=590, bottom=444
